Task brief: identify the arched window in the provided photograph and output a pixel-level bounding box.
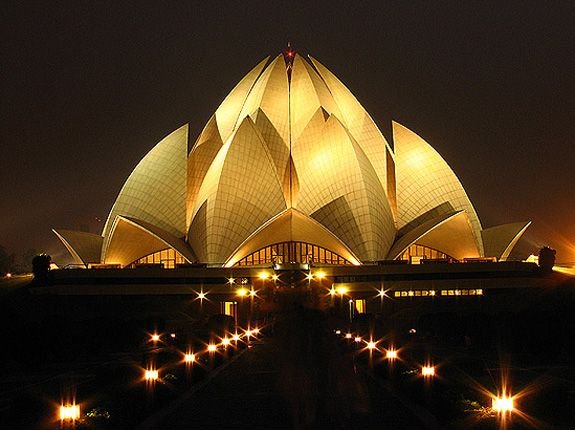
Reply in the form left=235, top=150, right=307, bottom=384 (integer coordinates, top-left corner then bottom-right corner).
left=130, top=248, right=186, bottom=268
left=235, top=241, right=351, bottom=266
left=398, top=244, right=456, bottom=262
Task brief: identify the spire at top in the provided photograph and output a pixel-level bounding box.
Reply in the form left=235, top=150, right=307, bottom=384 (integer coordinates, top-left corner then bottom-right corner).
left=284, top=42, right=295, bottom=82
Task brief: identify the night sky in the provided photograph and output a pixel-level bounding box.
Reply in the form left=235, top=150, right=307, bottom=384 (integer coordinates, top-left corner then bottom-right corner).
left=2, top=1, right=574, bottom=264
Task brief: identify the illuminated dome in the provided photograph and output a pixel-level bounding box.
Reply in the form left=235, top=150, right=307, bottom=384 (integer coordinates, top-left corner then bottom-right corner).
left=54, top=53, right=530, bottom=268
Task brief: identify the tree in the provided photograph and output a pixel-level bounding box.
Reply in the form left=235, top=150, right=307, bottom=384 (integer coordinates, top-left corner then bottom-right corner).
left=538, top=246, right=556, bottom=274
left=32, top=254, right=51, bottom=285
left=0, top=245, right=15, bottom=275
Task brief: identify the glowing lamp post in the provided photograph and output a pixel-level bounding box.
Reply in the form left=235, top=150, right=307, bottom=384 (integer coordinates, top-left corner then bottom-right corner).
left=386, top=349, right=398, bottom=360
left=492, top=395, right=514, bottom=413
left=60, top=404, right=80, bottom=424
left=421, top=365, right=435, bottom=378
left=145, top=369, right=159, bottom=381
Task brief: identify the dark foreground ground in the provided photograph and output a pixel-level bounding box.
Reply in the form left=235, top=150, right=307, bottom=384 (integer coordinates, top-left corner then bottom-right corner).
left=139, top=307, right=425, bottom=430
left=0, top=277, right=575, bottom=429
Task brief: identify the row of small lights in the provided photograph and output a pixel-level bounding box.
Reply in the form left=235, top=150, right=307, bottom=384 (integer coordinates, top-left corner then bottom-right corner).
left=59, top=326, right=263, bottom=424
left=335, top=329, right=513, bottom=414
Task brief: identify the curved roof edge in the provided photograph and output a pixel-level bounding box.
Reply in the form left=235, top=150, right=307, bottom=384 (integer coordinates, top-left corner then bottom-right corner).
left=224, top=208, right=361, bottom=267
left=53, top=229, right=103, bottom=267
left=104, top=216, right=196, bottom=266
left=386, top=209, right=463, bottom=260
left=416, top=211, right=481, bottom=260
left=482, top=221, right=531, bottom=261
left=392, top=121, right=484, bottom=254
left=102, top=123, right=189, bottom=241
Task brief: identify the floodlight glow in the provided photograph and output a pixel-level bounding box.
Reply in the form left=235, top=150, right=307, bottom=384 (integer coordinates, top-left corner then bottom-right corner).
left=232, top=333, right=241, bottom=342
left=492, top=396, right=514, bottom=413
left=367, top=341, right=377, bottom=350
left=354, top=336, right=362, bottom=343
left=236, top=288, right=248, bottom=297
left=198, top=292, right=206, bottom=300
left=316, top=271, right=326, bottom=279
left=207, top=344, right=217, bottom=352
left=221, top=337, right=231, bottom=346
left=228, top=277, right=235, bottom=285
left=151, top=334, right=160, bottom=342
left=422, top=366, right=435, bottom=377
left=335, top=329, right=341, bottom=335
left=386, top=349, right=398, bottom=359
left=245, top=329, right=253, bottom=338
left=258, top=272, right=269, bottom=280
left=271, top=274, right=279, bottom=281
left=60, top=404, right=80, bottom=421
left=378, top=288, right=385, bottom=297
left=345, top=333, right=352, bottom=339
left=305, top=273, right=314, bottom=281
left=170, top=333, right=176, bottom=338
left=336, top=286, right=348, bottom=295
left=252, top=327, right=260, bottom=334
left=145, top=369, right=159, bottom=381
left=329, top=288, right=336, bottom=297
left=184, top=353, right=195, bottom=363
left=249, top=289, right=257, bottom=297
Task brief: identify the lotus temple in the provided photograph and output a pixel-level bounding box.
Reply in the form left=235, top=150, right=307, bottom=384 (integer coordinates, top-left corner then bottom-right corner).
left=45, top=52, right=549, bottom=320
left=53, top=53, right=530, bottom=269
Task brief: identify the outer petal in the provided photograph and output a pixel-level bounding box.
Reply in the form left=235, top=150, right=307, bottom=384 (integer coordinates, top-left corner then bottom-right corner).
left=188, top=117, right=287, bottom=263
left=52, top=229, right=103, bottom=266
left=292, top=112, right=395, bottom=261
left=309, top=56, right=395, bottom=209
left=104, top=216, right=195, bottom=266
left=102, top=124, right=188, bottom=258
left=393, top=121, right=483, bottom=255
left=482, top=221, right=531, bottom=260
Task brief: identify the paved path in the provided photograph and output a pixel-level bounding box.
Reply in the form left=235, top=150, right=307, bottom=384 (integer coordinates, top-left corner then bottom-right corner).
left=147, top=309, right=426, bottom=429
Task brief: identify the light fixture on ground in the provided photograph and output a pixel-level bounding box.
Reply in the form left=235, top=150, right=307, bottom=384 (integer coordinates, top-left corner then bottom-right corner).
left=145, top=369, right=159, bottom=381
left=492, top=395, right=514, bottom=413
left=60, top=404, right=80, bottom=422
left=422, top=365, right=435, bottom=377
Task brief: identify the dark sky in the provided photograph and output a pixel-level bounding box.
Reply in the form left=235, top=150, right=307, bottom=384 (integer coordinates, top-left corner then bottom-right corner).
left=2, top=1, right=574, bottom=264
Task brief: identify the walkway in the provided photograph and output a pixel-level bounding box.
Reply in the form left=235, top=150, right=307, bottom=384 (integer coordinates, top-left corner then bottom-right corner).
left=143, top=308, right=425, bottom=429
